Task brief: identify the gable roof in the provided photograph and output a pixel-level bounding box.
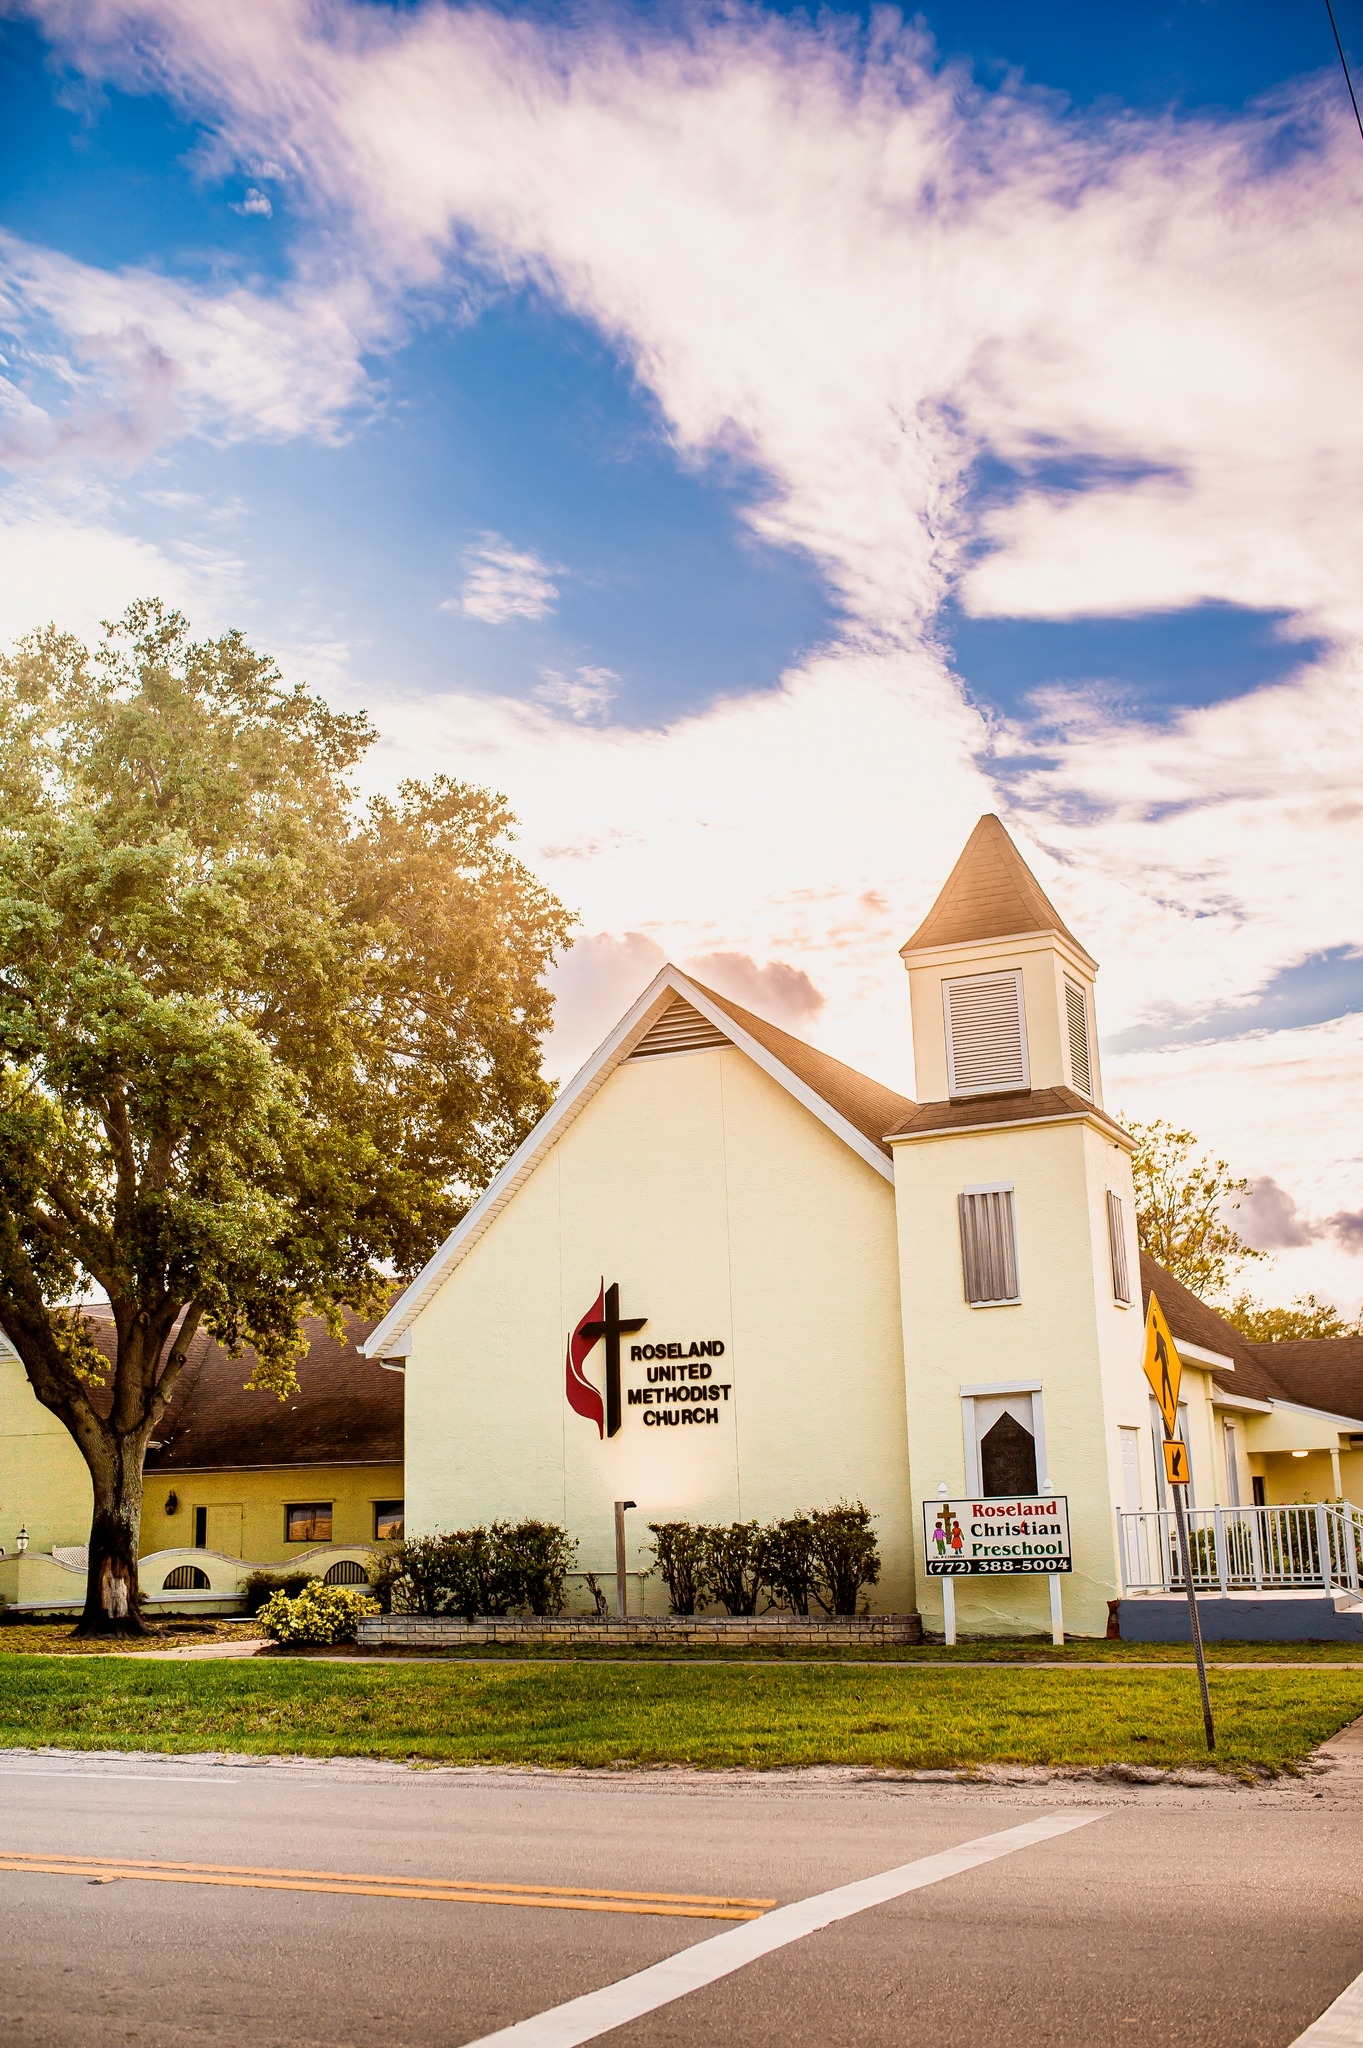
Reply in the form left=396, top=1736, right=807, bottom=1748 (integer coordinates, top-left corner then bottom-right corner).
left=77, top=1307, right=397, bottom=1468
left=902, top=814, right=1087, bottom=958
left=362, top=965, right=916, bottom=1360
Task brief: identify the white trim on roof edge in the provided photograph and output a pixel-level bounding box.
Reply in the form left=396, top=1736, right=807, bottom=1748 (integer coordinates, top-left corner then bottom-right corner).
left=361, top=966, right=894, bottom=1358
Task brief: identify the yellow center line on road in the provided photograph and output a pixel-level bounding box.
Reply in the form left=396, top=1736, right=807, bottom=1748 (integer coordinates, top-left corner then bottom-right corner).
left=0, top=1852, right=774, bottom=1921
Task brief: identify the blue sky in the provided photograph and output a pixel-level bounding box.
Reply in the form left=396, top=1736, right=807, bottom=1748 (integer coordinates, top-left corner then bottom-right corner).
left=2, top=0, right=1362, bottom=1306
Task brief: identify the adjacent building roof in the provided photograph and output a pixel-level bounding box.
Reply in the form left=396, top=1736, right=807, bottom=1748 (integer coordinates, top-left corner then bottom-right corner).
left=901, top=814, right=1086, bottom=957
left=95, top=1309, right=402, bottom=1472
left=1138, top=1255, right=1363, bottom=1423
left=888, top=1084, right=1129, bottom=1145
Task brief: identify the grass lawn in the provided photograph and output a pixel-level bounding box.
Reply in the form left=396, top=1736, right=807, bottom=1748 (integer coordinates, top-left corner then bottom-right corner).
left=0, top=1658, right=1359, bottom=1774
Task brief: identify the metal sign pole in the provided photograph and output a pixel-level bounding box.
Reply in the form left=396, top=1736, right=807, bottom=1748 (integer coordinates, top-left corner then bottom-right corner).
left=1172, top=1480, right=1215, bottom=1751
left=613, top=1500, right=636, bottom=1619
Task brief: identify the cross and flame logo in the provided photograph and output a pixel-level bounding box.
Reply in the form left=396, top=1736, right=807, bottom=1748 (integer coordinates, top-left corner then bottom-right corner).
left=565, top=1280, right=647, bottom=1439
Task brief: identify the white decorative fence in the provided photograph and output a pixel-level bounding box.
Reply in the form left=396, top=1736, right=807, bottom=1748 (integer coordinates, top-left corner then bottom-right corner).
left=1116, top=1502, right=1363, bottom=1597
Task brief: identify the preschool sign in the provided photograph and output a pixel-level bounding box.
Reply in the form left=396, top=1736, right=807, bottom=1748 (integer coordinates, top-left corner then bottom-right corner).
left=922, top=1496, right=1072, bottom=1576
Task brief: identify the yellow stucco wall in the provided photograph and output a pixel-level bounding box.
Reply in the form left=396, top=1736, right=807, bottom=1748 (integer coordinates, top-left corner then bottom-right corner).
left=406, top=1043, right=916, bottom=1613
left=0, top=1349, right=93, bottom=1556
left=140, top=1464, right=404, bottom=1564
left=892, top=1115, right=1150, bottom=1638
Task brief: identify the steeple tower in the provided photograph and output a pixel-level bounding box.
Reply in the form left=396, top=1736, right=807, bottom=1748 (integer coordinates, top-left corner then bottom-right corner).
left=900, top=815, right=1101, bottom=1108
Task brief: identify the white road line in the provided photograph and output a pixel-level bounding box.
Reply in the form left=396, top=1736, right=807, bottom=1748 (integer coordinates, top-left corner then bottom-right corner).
left=460, top=1809, right=1104, bottom=2048
left=1291, top=1967, right=1363, bottom=2045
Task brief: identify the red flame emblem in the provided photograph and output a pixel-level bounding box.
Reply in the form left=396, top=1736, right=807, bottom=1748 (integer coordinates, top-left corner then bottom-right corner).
left=565, top=1280, right=606, bottom=1438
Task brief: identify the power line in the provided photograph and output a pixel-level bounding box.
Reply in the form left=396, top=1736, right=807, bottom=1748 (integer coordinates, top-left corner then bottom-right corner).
left=1325, top=0, right=1363, bottom=143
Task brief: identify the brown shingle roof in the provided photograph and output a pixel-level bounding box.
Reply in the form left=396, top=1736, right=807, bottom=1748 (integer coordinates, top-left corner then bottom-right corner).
left=127, top=1309, right=401, bottom=1471
left=687, top=979, right=917, bottom=1158
left=1243, top=1338, right=1363, bottom=1424
left=888, top=1085, right=1128, bottom=1143
left=1137, top=1255, right=1290, bottom=1404
left=902, top=814, right=1085, bottom=956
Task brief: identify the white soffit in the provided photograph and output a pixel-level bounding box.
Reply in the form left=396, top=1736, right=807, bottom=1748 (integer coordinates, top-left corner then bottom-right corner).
left=361, top=966, right=893, bottom=1358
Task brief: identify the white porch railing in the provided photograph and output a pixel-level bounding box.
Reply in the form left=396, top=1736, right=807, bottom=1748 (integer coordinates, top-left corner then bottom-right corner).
left=1116, top=1501, right=1363, bottom=1597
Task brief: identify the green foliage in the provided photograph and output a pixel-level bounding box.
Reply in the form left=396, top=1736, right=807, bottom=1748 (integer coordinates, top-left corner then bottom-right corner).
left=761, top=1513, right=818, bottom=1615
left=701, top=1522, right=766, bottom=1616
left=1126, top=1117, right=1264, bottom=1303
left=240, top=1570, right=314, bottom=1615
left=256, top=1580, right=378, bottom=1646
left=0, top=600, right=573, bottom=1625
left=646, top=1521, right=710, bottom=1615
left=1224, top=1292, right=1363, bottom=1342
left=649, top=1506, right=880, bottom=1617
left=807, top=1502, right=880, bottom=1615
left=378, top=1522, right=577, bottom=1618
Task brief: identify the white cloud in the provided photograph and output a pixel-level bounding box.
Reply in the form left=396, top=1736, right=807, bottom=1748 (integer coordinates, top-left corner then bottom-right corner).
left=533, top=664, right=617, bottom=722
left=10, top=0, right=1363, bottom=1309
left=232, top=187, right=273, bottom=217
left=0, top=227, right=377, bottom=466
left=450, top=534, right=560, bottom=626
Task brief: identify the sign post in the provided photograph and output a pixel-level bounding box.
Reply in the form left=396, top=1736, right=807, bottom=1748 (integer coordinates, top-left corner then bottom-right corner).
left=1143, top=1294, right=1215, bottom=1752
left=923, top=1493, right=1071, bottom=1649
left=614, top=1499, right=636, bottom=1618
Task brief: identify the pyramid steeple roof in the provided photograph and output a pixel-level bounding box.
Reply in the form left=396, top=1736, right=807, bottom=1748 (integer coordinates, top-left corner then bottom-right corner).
left=902, top=814, right=1088, bottom=958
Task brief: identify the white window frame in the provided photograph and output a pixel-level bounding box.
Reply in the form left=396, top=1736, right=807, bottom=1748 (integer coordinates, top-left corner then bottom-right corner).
left=960, top=1380, right=1049, bottom=1497
left=942, top=969, right=1030, bottom=1099
left=958, top=1181, right=1022, bottom=1308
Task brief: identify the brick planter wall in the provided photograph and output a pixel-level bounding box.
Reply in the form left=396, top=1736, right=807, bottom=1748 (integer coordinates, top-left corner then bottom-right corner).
left=356, top=1613, right=923, bottom=1650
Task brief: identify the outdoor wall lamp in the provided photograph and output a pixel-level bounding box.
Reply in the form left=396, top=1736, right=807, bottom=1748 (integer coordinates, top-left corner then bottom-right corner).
left=165, top=1491, right=179, bottom=1514
left=15, top=1527, right=28, bottom=1554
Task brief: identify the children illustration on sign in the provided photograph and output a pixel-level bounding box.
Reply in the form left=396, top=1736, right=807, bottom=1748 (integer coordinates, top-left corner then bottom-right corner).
left=932, top=1505, right=965, bottom=1559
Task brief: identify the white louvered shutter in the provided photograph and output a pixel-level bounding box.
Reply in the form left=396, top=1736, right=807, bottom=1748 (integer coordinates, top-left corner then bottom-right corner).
left=943, top=972, right=1028, bottom=1097
left=958, top=1186, right=1021, bottom=1305
left=1106, top=1189, right=1130, bottom=1305
left=1065, top=978, right=1092, bottom=1097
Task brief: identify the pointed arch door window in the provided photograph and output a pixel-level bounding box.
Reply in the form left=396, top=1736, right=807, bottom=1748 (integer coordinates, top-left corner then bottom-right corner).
left=980, top=1410, right=1038, bottom=1495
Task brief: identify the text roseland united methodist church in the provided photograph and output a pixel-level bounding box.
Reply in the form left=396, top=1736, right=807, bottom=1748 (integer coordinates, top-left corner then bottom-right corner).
left=364, top=816, right=1177, bottom=1638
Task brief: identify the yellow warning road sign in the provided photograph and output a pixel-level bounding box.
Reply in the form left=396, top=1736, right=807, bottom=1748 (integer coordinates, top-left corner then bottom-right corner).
left=1143, top=1292, right=1183, bottom=1437
left=1163, top=1438, right=1190, bottom=1486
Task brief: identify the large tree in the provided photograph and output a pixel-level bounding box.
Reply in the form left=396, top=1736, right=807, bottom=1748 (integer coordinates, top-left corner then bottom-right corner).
left=0, top=601, right=573, bottom=1633
left=1126, top=1117, right=1264, bottom=1304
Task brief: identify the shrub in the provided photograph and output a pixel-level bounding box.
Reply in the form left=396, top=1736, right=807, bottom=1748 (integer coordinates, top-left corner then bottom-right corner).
left=810, top=1501, right=880, bottom=1615
left=240, top=1569, right=313, bottom=1615
left=374, top=1522, right=577, bottom=1618
left=648, top=1521, right=710, bottom=1615
left=762, top=1515, right=818, bottom=1615
left=702, top=1522, right=768, bottom=1615
left=256, top=1580, right=379, bottom=1646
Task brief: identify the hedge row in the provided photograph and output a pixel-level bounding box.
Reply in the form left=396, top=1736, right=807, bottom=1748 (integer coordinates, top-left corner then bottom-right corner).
left=648, top=1503, right=880, bottom=1616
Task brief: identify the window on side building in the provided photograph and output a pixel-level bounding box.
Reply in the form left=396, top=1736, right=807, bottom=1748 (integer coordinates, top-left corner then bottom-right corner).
left=285, top=1502, right=333, bottom=1543
left=373, top=1500, right=404, bottom=1540
left=961, top=1388, right=1046, bottom=1497
left=958, top=1184, right=1020, bottom=1305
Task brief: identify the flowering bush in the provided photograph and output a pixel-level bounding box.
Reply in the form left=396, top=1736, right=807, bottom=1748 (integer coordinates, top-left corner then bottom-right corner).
left=256, top=1579, right=379, bottom=1645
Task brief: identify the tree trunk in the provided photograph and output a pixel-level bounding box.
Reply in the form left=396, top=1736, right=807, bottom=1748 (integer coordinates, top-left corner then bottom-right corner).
left=77, top=1433, right=147, bottom=1637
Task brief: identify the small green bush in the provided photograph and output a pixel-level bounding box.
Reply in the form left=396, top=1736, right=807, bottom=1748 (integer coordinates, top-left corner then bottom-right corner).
left=257, top=1580, right=379, bottom=1646
left=763, top=1514, right=817, bottom=1614
left=648, top=1522, right=710, bottom=1614
left=809, top=1501, right=880, bottom=1615
left=703, top=1522, right=767, bottom=1615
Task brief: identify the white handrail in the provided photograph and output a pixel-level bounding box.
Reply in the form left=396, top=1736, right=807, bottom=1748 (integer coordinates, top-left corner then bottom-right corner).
left=1116, top=1501, right=1363, bottom=1596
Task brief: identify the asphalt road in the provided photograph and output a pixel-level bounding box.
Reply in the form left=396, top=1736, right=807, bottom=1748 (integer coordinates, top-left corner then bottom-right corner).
left=1, top=1736, right=1361, bottom=2048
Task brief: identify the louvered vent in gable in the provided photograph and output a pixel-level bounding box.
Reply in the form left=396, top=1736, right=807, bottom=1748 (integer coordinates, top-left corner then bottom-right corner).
left=627, top=997, right=730, bottom=1060
left=943, top=970, right=1029, bottom=1098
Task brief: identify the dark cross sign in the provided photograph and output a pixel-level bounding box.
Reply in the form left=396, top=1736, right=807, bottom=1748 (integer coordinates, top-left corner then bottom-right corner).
left=577, top=1282, right=648, bottom=1439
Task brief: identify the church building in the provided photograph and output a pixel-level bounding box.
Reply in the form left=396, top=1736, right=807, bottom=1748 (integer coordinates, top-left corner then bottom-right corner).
left=364, top=816, right=1166, bottom=1637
